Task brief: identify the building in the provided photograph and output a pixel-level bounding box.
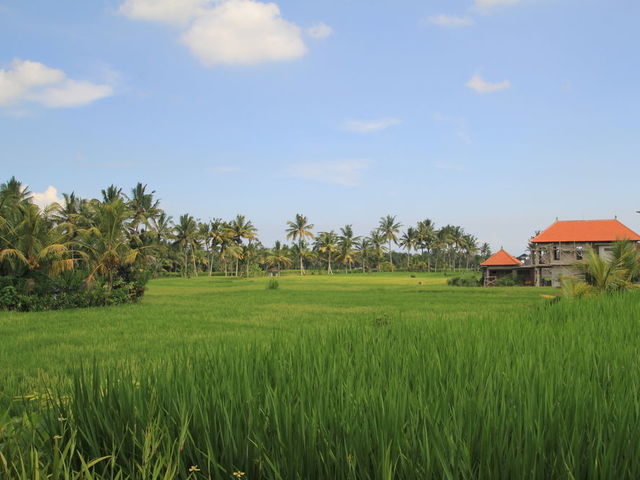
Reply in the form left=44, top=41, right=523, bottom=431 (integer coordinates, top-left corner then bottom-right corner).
left=480, top=248, right=533, bottom=287
left=529, top=219, right=640, bottom=287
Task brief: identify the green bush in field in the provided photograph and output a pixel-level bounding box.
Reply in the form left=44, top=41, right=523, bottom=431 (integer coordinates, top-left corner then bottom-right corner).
left=495, top=275, right=518, bottom=287
left=266, top=278, right=279, bottom=290
left=447, top=273, right=482, bottom=287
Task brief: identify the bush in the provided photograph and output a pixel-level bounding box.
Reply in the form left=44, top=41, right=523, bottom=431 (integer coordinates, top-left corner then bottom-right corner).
left=0, top=279, right=145, bottom=312
left=379, top=261, right=396, bottom=272
left=495, top=275, right=517, bottom=287
left=266, top=279, right=280, bottom=290
left=447, top=274, right=482, bottom=287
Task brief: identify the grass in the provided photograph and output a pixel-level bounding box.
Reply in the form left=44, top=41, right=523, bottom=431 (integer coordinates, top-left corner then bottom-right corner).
left=2, top=273, right=640, bottom=478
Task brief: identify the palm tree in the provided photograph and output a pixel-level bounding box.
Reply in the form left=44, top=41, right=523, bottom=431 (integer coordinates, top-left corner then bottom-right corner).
left=480, top=242, right=492, bottom=260
left=461, top=234, right=478, bottom=270
left=436, top=226, right=455, bottom=271
left=78, top=198, right=144, bottom=288
left=400, top=227, right=418, bottom=270
left=0, top=176, right=31, bottom=208
left=354, top=237, right=371, bottom=272
left=314, top=231, right=339, bottom=274
left=286, top=214, right=315, bottom=275
left=264, top=241, right=293, bottom=271
left=127, top=183, right=160, bottom=234
left=227, top=215, right=258, bottom=276
left=416, top=219, right=436, bottom=270
left=378, top=215, right=402, bottom=265
left=575, top=241, right=640, bottom=294
left=0, top=202, right=77, bottom=279
left=173, top=214, right=198, bottom=277
left=338, top=224, right=359, bottom=273
left=369, top=229, right=387, bottom=271
left=101, top=185, right=123, bottom=203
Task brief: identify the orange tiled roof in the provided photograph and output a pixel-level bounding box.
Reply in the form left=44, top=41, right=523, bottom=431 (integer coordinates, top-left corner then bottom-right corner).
left=531, top=219, right=640, bottom=243
left=480, top=248, right=522, bottom=267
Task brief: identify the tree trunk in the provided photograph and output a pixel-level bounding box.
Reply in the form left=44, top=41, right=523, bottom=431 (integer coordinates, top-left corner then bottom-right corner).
left=299, top=242, right=304, bottom=275
left=388, top=240, right=392, bottom=264
left=192, top=251, right=198, bottom=277
left=184, top=247, right=188, bottom=278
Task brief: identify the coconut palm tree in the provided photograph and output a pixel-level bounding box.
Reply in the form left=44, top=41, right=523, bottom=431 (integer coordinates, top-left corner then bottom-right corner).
left=369, top=229, right=387, bottom=271
left=338, top=224, right=359, bottom=273
left=127, top=183, right=160, bottom=234
left=173, top=214, right=198, bottom=277
left=0, top=202, right=77, bottom=279
left=314, top=231, right=339, bottom=274
left=461, top=234, right=479, bottom=270
left=0, top=176, right=31, bottom=208
left=416, top=219, right=436, bottom=270
left=101, top=185, right=123, bottom=203
left=575, top=241, right=640, bottom=294
left=400, top=227, right=418, bottom=270
left=378, top=215, right=402, bottom=265
left=286, top=214, right=315, bottom=275
left=77, top=198, right=146, bottom=288
left=355, top=237, right=371, bottom=272
left=227, top=215, right=258, bottom=276
left=264, top=241, right=293, bottom=271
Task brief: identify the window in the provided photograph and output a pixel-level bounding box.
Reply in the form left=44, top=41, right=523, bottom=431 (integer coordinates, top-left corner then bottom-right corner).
left=576, top=246, right=584, bottom=260
left=553, top=246, right=560, bottom=261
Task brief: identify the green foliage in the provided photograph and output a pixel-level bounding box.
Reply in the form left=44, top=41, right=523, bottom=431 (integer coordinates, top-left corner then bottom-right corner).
left=0, top=276, right=639, bottom=478
left=561, top=240, right=640, bottom=298
left=266, top=278, right=279, bottom=290
left=495, top=275, right=517, bottom=287
left=447, top=273, right=482, bottom=287
left=378, top=261, right=396, bottom=272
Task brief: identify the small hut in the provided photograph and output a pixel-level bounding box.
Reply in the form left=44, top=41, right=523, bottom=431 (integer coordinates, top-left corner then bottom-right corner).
left=267, top=266, right=280, bottom=277
left=480, top=248, right=532, bottom=286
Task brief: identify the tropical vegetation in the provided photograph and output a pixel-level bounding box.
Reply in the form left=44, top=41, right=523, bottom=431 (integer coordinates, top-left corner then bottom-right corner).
left=0, top=177, right=491, bottom=310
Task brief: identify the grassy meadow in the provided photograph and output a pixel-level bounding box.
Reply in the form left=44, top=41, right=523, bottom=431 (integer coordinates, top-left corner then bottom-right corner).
left=2, top=273, right=640, bottom=479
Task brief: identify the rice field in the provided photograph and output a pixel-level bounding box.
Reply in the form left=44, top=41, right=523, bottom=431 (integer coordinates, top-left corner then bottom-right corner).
left=2, top=273, right=640, bottom=479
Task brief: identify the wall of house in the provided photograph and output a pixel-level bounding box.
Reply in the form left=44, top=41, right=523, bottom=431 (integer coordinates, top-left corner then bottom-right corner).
left=531, top=242, right=610, bottom=286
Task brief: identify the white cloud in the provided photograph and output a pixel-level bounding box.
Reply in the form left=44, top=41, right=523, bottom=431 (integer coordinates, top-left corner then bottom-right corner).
left=466, top=73, right=511, bottom=94
left=120, top=0, right=312, bottom=66
left=0, top=59, right=113, bottom=108
left=343, top=117, right=402, bottom=134
left=427, top=14, right=474, bottom=27
left=118, top=0, right=207, bottom=25
left=31, top=80, right=113, bottom=108
left=474, top=0, right=521, bottom=10
left=289, top=160, right=368, bottom=187
left=307, top=22, right=333, bottom=39
left=31, top=186, right=62, bottom=209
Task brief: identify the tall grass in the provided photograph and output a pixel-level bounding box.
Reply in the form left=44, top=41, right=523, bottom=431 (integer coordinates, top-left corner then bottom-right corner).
left=3, top=292, right=640, bottom=478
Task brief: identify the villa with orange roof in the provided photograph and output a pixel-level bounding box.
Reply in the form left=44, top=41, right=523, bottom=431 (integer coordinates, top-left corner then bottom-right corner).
left=481, top=219, right=640, bottom=287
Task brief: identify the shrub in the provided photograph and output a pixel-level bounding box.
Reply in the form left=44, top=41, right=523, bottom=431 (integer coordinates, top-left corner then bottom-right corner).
left=0, top=286, right=20, bottom=310
left=379, top=261, right=396, bottom=272
left=0, top=279, right=145, bottom=312
left=447, top=274, right=482, bottom=287
left=266, top=279, right=280, bottom=290
left=495, top=275, right=517, bottom=287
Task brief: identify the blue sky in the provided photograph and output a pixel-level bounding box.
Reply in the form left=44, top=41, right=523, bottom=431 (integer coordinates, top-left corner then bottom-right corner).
left=1, top=0, right=639, bottom=254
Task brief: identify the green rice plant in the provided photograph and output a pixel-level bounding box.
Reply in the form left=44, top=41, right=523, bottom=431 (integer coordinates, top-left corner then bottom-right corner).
left=265, top=278, right=279, bottom=290
left=2, top=275, right=640, bottom=478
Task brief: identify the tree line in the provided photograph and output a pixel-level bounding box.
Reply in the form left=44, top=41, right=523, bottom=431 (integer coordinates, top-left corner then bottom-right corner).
left=0, top=177, right=492, bottom=292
